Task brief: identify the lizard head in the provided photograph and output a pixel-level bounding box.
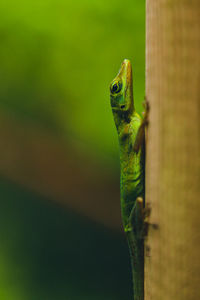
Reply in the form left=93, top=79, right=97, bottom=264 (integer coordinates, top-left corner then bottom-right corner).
left=110, top=59, right=134, bottom=114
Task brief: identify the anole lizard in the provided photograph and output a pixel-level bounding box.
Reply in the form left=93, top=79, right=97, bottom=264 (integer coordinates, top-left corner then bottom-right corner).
left=110, top=59, right=147, bottom=300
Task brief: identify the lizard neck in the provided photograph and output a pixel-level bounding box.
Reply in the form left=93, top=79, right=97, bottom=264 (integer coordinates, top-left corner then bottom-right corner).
left=112, top=109, right=132, bottom=133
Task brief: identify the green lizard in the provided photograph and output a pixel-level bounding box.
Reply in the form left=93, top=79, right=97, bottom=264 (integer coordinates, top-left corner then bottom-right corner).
left=110, top=59, right=146, bottom=300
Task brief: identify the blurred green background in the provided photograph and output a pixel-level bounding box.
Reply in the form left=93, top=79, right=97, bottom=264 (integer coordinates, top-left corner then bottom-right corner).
left=0, top=0, right=145, bottom=299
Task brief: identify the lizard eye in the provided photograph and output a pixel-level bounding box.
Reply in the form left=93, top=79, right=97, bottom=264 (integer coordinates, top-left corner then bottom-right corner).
left=110, top=81, right=122, bottom=94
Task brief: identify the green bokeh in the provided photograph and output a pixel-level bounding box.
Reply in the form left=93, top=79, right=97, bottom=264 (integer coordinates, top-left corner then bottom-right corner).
left=0, top=1, right=145, bottom=299
left=0, top=0, right=145, bottom=160
left=0, top=177, right=132, bottom=300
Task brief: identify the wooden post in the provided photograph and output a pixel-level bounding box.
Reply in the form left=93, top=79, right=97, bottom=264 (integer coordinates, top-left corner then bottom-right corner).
left=145, top=1, right=200, bottom=300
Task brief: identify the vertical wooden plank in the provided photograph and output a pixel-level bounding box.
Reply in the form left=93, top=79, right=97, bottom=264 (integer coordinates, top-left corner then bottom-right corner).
left=145, top=1, right=200, bottom=299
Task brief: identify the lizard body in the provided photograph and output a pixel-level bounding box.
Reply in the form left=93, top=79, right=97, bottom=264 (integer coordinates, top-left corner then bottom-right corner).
left=110, top=59, right=145, bottom=300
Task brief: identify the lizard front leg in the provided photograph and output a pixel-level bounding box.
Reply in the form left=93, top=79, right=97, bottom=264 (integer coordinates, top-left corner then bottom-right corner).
left=133, top=99, right=150, bottom=153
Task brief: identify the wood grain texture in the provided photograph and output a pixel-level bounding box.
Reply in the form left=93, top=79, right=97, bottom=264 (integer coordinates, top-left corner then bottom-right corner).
left=145, top=0, right=200, bottom=299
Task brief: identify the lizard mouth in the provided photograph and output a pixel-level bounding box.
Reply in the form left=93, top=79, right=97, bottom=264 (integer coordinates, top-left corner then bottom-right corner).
left=111, top=105, right=126, bottom=112
left=111, top=100, right=126, bottom=110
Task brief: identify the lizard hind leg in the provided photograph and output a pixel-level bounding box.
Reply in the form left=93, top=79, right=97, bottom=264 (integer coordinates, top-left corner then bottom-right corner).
left=125, top=197, right=156, bottom=239
left=124, top=197, right=145, bottom=237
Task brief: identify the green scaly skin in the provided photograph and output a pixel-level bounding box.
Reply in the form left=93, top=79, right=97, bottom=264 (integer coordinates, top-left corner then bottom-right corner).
left=110, top=59, right=145, bottom=300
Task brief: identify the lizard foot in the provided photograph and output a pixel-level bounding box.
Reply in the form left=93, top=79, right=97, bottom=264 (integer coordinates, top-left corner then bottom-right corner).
left=126, top=198, right=159, bottom=238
